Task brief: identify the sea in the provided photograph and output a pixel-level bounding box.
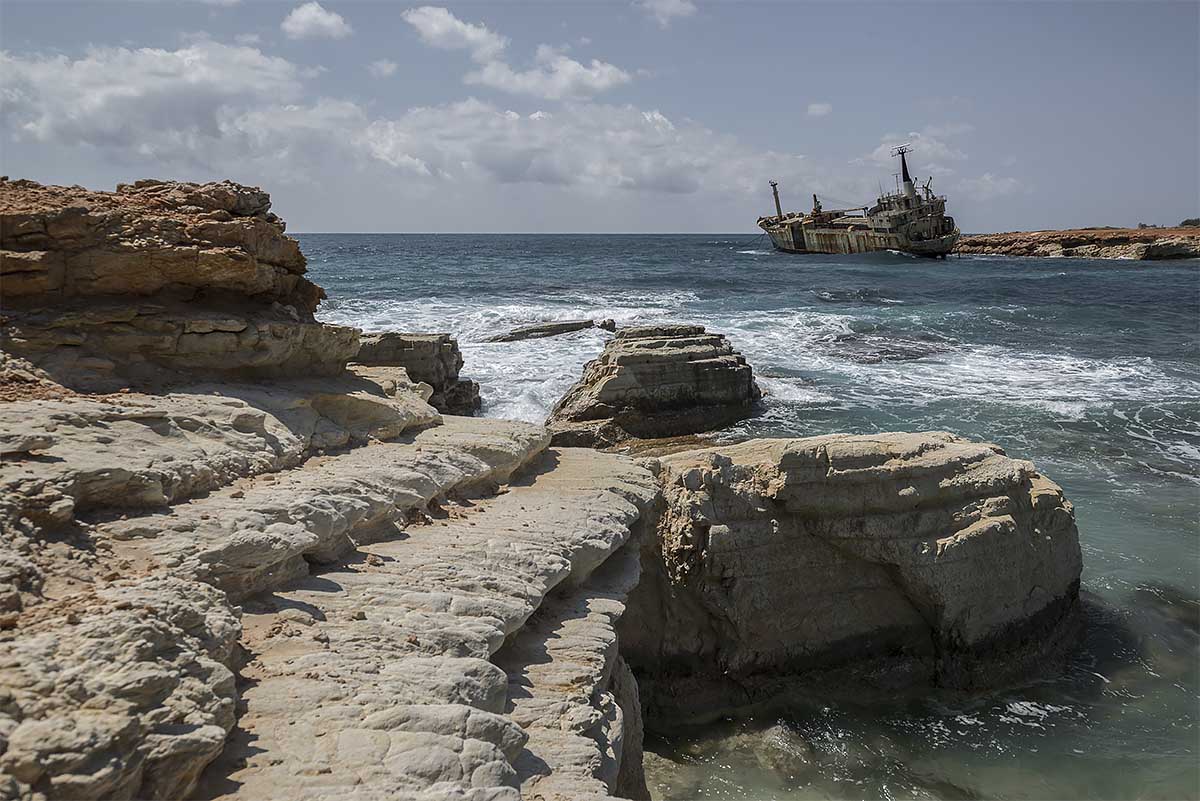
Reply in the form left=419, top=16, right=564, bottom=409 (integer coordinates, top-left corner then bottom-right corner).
left=301, top=233, right=1199, bottom=801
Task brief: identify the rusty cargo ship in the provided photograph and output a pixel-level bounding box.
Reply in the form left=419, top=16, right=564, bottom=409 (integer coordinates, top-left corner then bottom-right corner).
left=758, top=145, right=960, bottom=258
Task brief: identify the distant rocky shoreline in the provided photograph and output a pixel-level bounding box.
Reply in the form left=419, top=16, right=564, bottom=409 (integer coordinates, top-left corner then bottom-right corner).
left=0, top=178, right=1085, bottom=801
left=954, top=226, right=1200, bottom=260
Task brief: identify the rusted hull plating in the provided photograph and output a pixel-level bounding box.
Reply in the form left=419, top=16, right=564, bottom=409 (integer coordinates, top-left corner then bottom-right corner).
left=764, top=221, right=959, bottom=258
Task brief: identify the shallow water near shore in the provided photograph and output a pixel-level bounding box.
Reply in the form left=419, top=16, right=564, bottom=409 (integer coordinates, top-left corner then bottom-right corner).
left=303, top=233, right=1199, bottom=800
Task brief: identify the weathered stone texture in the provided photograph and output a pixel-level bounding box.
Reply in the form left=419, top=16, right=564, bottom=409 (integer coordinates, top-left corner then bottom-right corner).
left=0, top=178, right=357, bottom=388
left=547, top=324, right=761, bottom=448
left=954, top=226, right=1200, bottom=259
left=620, top=432, right=1083, bottom=725
left=355, top=332, right=481, bottom=416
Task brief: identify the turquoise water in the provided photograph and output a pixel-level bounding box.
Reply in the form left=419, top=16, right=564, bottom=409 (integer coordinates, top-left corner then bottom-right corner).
left=302, top=234, right=1199, bottom=800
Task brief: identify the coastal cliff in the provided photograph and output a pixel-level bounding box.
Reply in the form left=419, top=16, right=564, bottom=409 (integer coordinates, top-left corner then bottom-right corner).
left=954, top=227, right=1200, bottom=260
left=0, top=180, right=1084, bottom=801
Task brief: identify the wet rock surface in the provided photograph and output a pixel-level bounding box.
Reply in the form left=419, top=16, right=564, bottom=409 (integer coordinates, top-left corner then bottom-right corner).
left=488, top=318, right=616, bottom=342
left=547, top=324, right=761, bottom=448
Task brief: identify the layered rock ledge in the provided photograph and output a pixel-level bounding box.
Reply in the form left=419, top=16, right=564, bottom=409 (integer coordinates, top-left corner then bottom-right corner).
left=619, top=432, right=1083, bottom=726
left=547, top=324, right=761, bottom=448
left=954, top=227, right=1200, bottom=260
left=355, top=332, right=481, bottom=416
left=1, top=178, right=357, bottom=391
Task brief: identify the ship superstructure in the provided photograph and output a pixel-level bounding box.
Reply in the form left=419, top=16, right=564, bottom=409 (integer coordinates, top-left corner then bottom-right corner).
left=758, top=146, right=960, bottom=258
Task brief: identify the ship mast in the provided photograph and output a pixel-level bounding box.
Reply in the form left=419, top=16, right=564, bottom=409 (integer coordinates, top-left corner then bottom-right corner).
left=892, top=144, right=917, bottom=199
left=769, top=180, right=783, bottom=220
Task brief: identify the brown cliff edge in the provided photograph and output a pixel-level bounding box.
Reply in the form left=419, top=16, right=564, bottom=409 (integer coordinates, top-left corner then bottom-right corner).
left=954, top=226, right=1200, bottom=260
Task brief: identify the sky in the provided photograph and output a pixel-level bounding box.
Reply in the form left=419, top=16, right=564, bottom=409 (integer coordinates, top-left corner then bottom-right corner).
left=0, top=0, right=1196, bottom=233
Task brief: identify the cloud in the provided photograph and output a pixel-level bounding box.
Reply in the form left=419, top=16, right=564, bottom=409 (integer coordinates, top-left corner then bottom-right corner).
left=402, top=8, right=631, bottom=101
left=401, top=6, right=508, bottom=63
left=362, top=99, right=842, bottom=198
left=368, top=59, right=398, bottom=78
left=637, top=0, right=697, bottom=27
left=281, top=2, right=352, bottom=40
left=465, top=45, right=631, bottom=101
left=0, top=40, right=874, bottom=211
left=807, top=102, right=832, bottom=118
left=861, top=124, right=970, bottom=177
left=401, top=8, right=632, bottom=101
left=0, top=41, right=303, bottom=158
left=959, top=172, right=1022, bottom=201
left=234, top=33, right=262, bottom=45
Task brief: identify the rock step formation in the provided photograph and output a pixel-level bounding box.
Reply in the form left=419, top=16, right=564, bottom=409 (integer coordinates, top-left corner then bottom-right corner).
left=0, top=378, right=438, bottom=534
left=488, top=319, right=616, bottom=343
left=954, top=226, right=1200, bottom=259
left=494, top=545, right=647, bottom=801
left=355, top=333, right=481, bottom=416
left=1, top=179, right=358, bottom=391
left=620, top=432, right=1083, bottom=726
left=547, top=324, right=761, bottom=448
left=101, top=416, right=550, bottom=602
left=0, top=407, right=532, bottom=800
left=195, top=446, right=657, bottom=800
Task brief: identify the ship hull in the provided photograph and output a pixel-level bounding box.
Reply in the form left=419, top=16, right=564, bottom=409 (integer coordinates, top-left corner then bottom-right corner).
left=763, top=221, right=959, bottom=258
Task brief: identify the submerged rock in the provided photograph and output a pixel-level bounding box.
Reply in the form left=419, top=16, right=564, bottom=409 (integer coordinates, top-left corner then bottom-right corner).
left=355, top=332, right=482, bottom=416
left=620, top=431, right=1084, bottom=725
left=547, top=324, right=761, bottom=448
left=488, top=318, right=599, bottom=342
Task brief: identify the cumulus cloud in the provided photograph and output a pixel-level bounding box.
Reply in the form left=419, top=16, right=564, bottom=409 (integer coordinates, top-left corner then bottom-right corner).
left=0, top=41, right=303, bottom=158
left=959, top=172, right=1022, bottom=201
left=362, top=98, right=837, bottom=197
left=402, top=7, right=630, bottom=101
left=0, top=39, right=877, bottom=214
left=861, top=124, right=971, bottom=178
left=637, top=0, right=697, bottom=27
left=807, top=102, right=832, bottom=117
left=401, top=6, right=508, bottom=63
left=368, top=59, right=398, bottom=78
left=465, top=45, right=631, bottom=101
left=281, top=2, right=352, bottom=40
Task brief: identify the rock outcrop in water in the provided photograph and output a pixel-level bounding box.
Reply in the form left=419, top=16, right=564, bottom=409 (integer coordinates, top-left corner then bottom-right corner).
left=488, top=319, right=617, bottom=342
left=355, top=332, right=481, bottom=416
left=0, top=179, right=1084, bottom=801
left=619, top=432, right=1084, bottom=725
left=954, top=227, right=1200, bottom=260
left=547, top=324, right=761, bottom=448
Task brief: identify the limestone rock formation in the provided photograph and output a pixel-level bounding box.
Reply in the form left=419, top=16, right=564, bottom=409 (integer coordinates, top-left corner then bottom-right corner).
left=0, top=178, right=358, bottom=390
left=1, top=178, right=1090, bottom=801
left=355, top=332, right=481, bottom=416
left=547, top=324, right=761, bottom=448
left=620, top=432, right=1084, bottom=726
left=954, top=226, right=1200, bottom=259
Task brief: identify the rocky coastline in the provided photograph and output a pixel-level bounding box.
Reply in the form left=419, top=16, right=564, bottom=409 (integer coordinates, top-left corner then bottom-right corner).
left=954, top=226, right=1200, bottom=260
left=1, top=179, right=1084, bottom=801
